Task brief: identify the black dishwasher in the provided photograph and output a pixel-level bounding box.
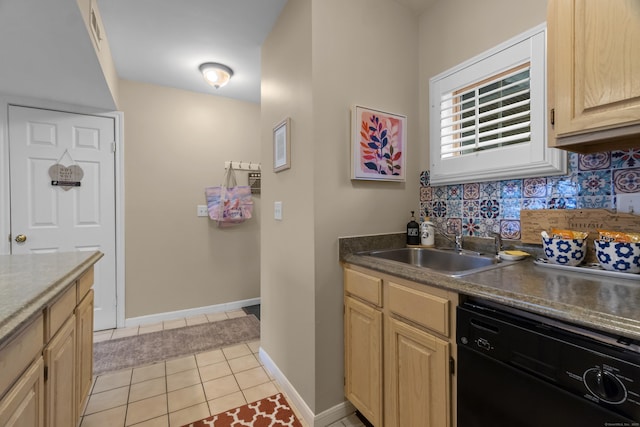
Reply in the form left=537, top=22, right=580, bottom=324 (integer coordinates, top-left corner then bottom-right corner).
left=457, top=299, right=640, bottom=426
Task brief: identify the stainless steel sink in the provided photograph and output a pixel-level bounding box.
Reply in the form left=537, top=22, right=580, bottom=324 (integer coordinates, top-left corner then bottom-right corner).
left=358, top=247, right=513, bottom=277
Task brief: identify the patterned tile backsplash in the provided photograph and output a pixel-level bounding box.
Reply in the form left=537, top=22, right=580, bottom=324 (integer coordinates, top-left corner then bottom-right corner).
left=419, top=149, right=640, bottom=240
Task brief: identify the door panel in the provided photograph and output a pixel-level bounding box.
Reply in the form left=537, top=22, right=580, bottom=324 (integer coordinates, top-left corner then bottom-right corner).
left=9, top=106, right=117, bottom=330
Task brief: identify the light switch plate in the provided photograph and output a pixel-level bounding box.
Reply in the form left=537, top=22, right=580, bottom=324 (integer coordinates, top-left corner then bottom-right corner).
left=274, top=201, right=283, bottom=220
left=616, top=194, right=640, bottom=214
left=197, top=205, right=209, bottom=217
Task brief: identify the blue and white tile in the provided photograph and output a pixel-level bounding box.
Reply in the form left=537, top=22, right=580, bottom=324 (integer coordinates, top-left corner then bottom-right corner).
left=480, top=182, right=500, bottom=199
left=432, top=186, right=447, bottom=201
left=611, top=149, right=640, bottom=169
left=523, top=177, right=547, bottom=198
left=577, top=170, right=611, bottom=196
left=500, top=220, right=521, bottom=240
left=578, top=152, right=610, bottom=171
left=463, top=200, right=480, bottom=218
left=462, top=218, right=483, bottom=237
left=447, top=184, right=463, bottom=200
left=432, top=200, right=447, bottom=217
left=420, top=171, right=430, bottom=187
left=522, top=198, right=546, bottom=210
left=548, top=197, right=577, bottom=209
left=501, top=180, right=522, bottom=199
left=577, top=196, right=612, bottom=209
left=447, top=199, right=463, bottom=218
left=613, top=168, right=640, bottom=193
left=547, top=176, right=579, bottom=198
left=500, top=198, right=521, bottom=219
left=479, top=199, right=500, bottom=218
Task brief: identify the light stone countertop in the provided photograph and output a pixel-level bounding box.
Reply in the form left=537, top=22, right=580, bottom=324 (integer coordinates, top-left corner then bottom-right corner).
left=0, top=251, right=104, bottom=347
left=340, top=234, right=640, bottom=341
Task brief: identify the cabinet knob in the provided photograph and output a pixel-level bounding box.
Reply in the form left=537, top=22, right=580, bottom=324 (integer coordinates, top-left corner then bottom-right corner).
left=15, top=234, right=27, bottom=243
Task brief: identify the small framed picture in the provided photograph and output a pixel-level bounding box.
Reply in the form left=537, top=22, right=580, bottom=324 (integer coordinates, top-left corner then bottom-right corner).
left=273, top=118, right=291, bottom=173
left=351, top=105, right=406, bottom=182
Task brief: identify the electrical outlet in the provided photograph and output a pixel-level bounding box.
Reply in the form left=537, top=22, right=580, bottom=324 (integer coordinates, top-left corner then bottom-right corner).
left=616, top=194, right=640, bottom=214
left=274, top=201, right=283, bottom=220
left=197, top=205, right=209, bottom=217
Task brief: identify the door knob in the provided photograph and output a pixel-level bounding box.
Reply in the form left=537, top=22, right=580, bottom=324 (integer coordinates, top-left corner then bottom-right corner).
left=15, top=234, right=27, bottom=243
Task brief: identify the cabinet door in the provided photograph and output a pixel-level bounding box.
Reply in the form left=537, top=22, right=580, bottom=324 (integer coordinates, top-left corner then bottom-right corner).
left=0, top=357, right=45, bottom=427
left=344, top=296, right=383, bottom=426
left=550, top=0, right=640, bottom=138
left=385, top=317, right=450, bottom=427
left=44, top=316, right=76, bottom=427
left=76, top=289, right=94, bottom=418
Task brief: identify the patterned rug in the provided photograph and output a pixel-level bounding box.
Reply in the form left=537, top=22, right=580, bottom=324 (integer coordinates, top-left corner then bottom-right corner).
left=94, top=315, right=260, bottom=375
left=182, top=393, right=302, bottom=427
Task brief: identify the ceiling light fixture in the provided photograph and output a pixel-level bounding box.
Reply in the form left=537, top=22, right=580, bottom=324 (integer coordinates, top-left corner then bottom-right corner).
left=199, top=62, right=234, bottom=89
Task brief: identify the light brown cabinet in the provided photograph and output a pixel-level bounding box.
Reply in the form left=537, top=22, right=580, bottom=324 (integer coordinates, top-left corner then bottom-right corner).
left=343, top=265, right=457, bottom=427
left=0, top=357, right=45, bottom=427
left=0, top=265, right=95, bottom=427
left=44, top=316, right=76, bottom=427
left=548, top=0, right=640, bottom=152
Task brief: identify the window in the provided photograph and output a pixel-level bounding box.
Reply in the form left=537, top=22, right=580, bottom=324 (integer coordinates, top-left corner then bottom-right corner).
left=429, top=24, right=565, bottom=185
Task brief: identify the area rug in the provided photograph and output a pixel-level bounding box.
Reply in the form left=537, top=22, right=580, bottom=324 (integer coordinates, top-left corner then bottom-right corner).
left=94, top=315, right=260, bottom=375
left=182, top=393, right=302, bottom=427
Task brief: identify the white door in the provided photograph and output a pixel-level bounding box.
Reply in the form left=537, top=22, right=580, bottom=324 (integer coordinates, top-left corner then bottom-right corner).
left=9, top=105, right=117, bottom=330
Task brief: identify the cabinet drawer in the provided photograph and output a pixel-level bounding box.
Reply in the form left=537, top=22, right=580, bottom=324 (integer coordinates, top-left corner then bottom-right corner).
left=344, top=268, right=382, bottom=307
left=0, top=314, right=44, bottom=399
left=46, top=284, right=76, bottom=343
left=388, top=282, right=449, bottom=336
left=76, top=267, right=94, bottom=302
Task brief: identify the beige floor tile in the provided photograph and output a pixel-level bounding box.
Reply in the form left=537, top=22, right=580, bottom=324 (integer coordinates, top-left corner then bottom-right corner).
left=168, top=402, right=210, bottom=427
left=185, top=315, right=208, bottom=326
left=111, top=326, right=140, bottom=339
left=92, top=369, right=132, bottom=394
left=202, top=375, right=240, bottom=401
left=130, top=415, right=169, bottom=427
left=205, top=312, right=228, bottom=322
left=226, top=309, right=246, bottom=319
left=222, top=343, right=251, bottom=360
left=242, top=381, right=279, bottom=404
left=166, top=355, right=197, bottom=375
left=198, top=360, right=232, bottom=382
left=84, top=386, right=130, bottom=415
left=167, top=383, right=206, bottom=413
left=234, top=366, right=270, bottom=390
left=132, top=363, right=166, bottom=384
left=93, top=329, right=114, bottom=343
left=80, top=405, right=127, bottom=427
left=247, top=340, right=260, bottom=354
left=166, top=368, right=201, bottom=392
left=163, top=318, right=187, bottom=330
left=195, top=349, right=225, bottom=367
left=129, top=377, right=167, bottom=403
left=228, top=354, right=260, bottom=373
left=208, top=391, right=246, bottom=416
left=138, top=322, right=164, bottom=335
left=125, top=394, right=168, bottom=426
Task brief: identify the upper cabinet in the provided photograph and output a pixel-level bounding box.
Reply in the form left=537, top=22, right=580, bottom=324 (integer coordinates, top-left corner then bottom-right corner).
left=548, top=0, right=640, bottom=153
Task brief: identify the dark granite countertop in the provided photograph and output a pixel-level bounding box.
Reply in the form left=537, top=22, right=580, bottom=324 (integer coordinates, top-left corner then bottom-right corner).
left=0, top=251, right=104, bottom=347
left=339, top=233, right=640, bottom=341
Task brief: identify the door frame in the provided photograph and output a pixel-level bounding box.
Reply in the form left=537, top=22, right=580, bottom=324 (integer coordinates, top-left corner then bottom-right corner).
left=0, top=94, right=126, bottom=328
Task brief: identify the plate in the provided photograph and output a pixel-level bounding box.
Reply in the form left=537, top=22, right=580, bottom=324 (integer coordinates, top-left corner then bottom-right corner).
left=498, top=250, right=530, bottom=261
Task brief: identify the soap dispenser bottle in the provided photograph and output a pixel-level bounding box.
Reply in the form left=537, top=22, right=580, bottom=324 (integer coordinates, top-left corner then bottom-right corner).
left=407, top=211, right=420, bottom=245
left=420, top=216, right=435, bottom=247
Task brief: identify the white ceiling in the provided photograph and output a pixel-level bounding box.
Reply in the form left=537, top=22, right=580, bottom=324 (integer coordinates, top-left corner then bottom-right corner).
left=0, top=0, right=436, bottom=108
left=96, top=0, right=288, bottom=104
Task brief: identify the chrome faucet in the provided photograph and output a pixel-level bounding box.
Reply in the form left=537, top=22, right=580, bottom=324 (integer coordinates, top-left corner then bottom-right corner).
left=427, top=222, right=480, bottom=255
left=489, top=231, right=503, bottom=255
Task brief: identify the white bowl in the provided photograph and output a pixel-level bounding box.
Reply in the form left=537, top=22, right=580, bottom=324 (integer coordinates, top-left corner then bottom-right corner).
left=542, top=236, right=586, bottom=266
left=594, top=239, right=640, bottom=274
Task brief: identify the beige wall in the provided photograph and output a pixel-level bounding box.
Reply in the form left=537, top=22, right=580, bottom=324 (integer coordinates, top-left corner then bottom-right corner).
left=261, top=0, right=419, bottom=415
left=418, top=0, right=547, bottom=170
left=118, top=80, right=261, bottom=318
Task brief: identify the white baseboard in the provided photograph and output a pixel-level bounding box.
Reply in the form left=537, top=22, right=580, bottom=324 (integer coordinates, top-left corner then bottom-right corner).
left=124, top=297, right=260, bottom=327
left=258, top=348, right=355, bottom=427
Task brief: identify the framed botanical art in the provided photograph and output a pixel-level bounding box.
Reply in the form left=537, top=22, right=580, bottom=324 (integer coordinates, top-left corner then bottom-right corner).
left=273, top=117, right=291, bottom=173
left=351, top=105, right=406, bottom=181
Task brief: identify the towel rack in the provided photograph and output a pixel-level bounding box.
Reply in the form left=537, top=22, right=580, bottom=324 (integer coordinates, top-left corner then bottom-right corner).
left=224, top=161, right=261, bottom=171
